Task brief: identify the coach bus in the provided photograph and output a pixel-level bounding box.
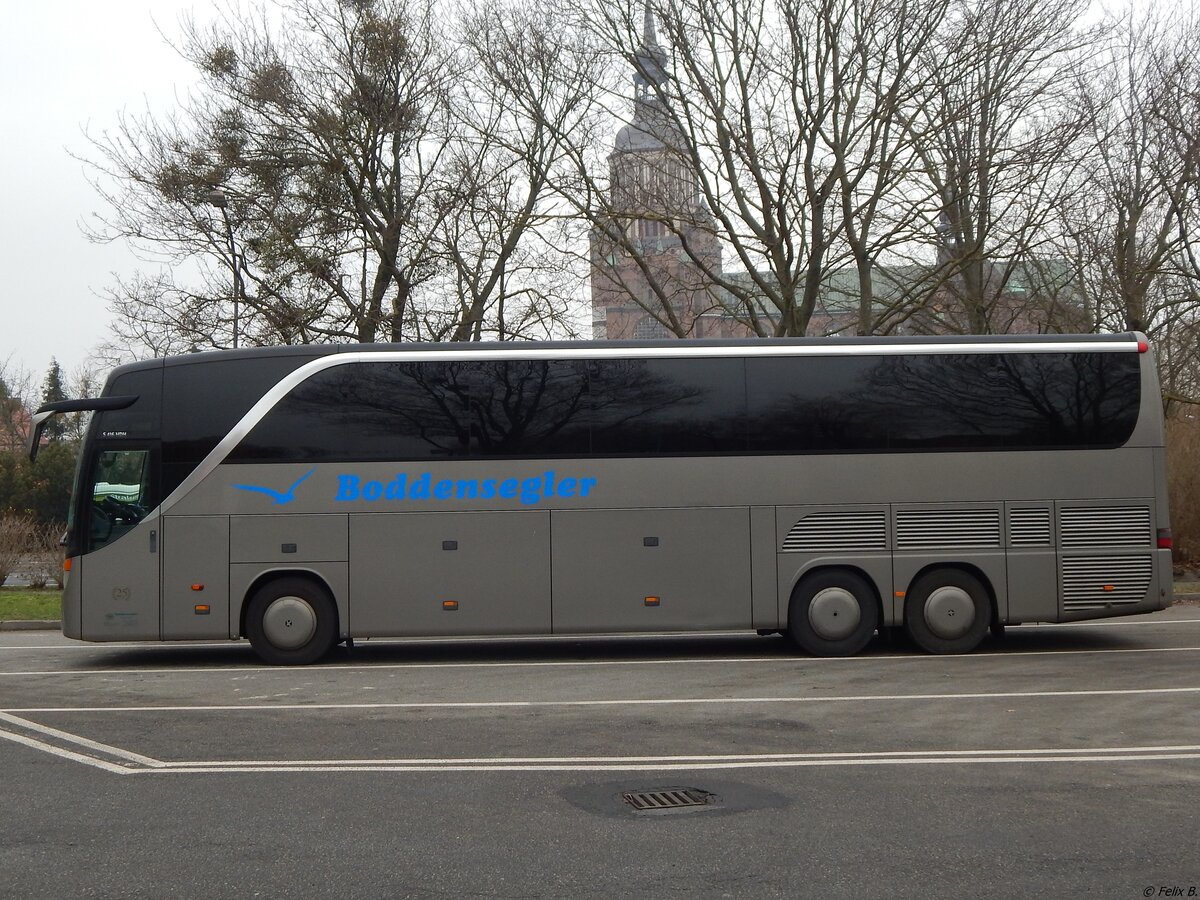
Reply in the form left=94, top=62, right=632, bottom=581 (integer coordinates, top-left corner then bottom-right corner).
left=28, top=334, right=1172, bottom=664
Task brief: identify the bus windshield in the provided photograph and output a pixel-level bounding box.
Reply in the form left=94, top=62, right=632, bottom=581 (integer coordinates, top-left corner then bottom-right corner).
left=88, top=449, right=152, bottom=551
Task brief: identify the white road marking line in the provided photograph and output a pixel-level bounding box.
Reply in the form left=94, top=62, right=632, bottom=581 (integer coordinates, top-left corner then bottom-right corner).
left=7, top=684, right=1200, bottom=714
left=5, top=720, right=1199, bottom=775
left=0, top=711, right=164, bottom=767
left=3, top=644, right=1200, bottom=679
left=54, top=748, right=1200, bottom=775
left=158, top=744, right=1200, bottom=767
left=0, top=726, right=138, bottom=774
left=136, top=755, right=1200, bottom=773
left=4, top=707, right=1199, bottom=774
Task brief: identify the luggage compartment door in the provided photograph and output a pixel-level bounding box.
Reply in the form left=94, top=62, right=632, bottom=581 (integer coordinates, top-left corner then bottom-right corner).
left=551, top=507, right=752, bottom=633
left=350, top=511, right=551, bottom=637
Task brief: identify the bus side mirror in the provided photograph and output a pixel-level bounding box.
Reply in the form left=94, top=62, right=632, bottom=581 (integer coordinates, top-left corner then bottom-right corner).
left=26, top=410, right=54, bottom=461
left=28, top=395, right=140, bottom=461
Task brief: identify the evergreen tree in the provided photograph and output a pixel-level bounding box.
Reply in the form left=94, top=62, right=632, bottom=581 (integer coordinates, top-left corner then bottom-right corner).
left=40, top=359, right=68, bottom=442
left=22, top=442, right=76, bottom=524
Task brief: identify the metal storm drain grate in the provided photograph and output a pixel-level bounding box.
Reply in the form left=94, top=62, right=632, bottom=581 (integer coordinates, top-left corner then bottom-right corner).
left=621, top=788, right=715, bottom=813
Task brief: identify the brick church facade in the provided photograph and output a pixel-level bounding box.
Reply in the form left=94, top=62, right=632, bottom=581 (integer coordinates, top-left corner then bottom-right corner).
left=588, top=8, right=748, bottom=341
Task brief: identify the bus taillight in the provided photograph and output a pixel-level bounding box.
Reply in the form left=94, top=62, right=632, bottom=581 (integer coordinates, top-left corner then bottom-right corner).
left=1138, top=340, right=1149, bottom=353
left=1157, top=529, right=1173, bottom=549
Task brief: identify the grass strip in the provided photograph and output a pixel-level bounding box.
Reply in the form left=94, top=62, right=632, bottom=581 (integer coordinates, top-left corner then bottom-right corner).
left=0, top=589, right=63, bottom=620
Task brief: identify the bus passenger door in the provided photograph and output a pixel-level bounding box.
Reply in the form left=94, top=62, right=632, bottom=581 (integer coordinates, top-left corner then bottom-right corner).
left=77, top=445, right=162, bottom=640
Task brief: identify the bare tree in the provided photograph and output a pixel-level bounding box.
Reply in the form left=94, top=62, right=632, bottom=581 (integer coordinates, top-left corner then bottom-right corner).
left=898, top=0, right=1097, bottom=334
left=0, top=359, right=34, bottom=455
left=428, top=0, right=600, bottom=341
left=78, top=0, right=1199, bottom=352
left=503, top=0, right=957, bottom=337
left=1153, top=279, right=1200, bottom=411
left=460, top=0, right=703, bottom=337
left=1058, top=7, right=1200, bottom=343
left=0, top=514, right=34, bottom=587
left=796, top=0, right=951, bottom=335
left=84, top=0, right=581, bottom=353
left=572, top=0, right=832, bottom=336
left=86, top=0, right=449, bottom=346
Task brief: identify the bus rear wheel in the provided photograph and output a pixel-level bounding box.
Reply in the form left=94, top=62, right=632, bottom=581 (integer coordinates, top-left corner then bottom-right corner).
left=788, top=570, right=879, bottom=657
left=245, top=576, right=338, bottom=665
left=904, top=569, right=991, bottom=655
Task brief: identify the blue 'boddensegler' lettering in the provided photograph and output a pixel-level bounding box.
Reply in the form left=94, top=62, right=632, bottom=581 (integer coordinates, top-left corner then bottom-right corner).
left=335, top=471, right=595, bottom=506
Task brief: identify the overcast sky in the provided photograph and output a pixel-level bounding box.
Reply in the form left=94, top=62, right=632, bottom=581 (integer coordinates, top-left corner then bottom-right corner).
left=0, top=0, right=1154, bottom=394
left=1, top=2, right=218, bottom=389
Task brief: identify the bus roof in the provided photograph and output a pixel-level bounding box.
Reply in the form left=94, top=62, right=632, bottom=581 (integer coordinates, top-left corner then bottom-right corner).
left=105, top=331, right=1146, bottom=380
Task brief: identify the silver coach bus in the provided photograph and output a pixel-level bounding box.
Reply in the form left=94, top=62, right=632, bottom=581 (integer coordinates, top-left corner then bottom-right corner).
left=29, top=334, right=1172, bottom=664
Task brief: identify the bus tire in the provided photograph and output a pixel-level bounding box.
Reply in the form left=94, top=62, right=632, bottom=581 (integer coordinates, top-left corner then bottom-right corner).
left=904, top=569, right=991, bottom=655
left=787, top=570, right=879, bottom=657
left=245, top=576, right=338, bottom=666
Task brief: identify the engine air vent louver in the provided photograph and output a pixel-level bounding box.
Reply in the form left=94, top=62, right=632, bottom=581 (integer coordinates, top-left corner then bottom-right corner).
left=1061, top=555, right=1153, bottom=610
left=895, top=509, right=1000, bottom=551
left=1060, top=506, right=1150, bottom=548
left=781, top=510, right=887, bottom=553
left=1010, top=508, right=1052, bottom=547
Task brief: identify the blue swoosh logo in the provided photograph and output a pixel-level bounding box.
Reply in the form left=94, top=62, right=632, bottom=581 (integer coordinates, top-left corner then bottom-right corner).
left=233, top=469, right=314, bottom=505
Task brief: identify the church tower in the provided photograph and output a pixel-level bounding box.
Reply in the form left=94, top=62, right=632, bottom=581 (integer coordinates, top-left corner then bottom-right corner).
left=589, top=5, right=723, bottom=339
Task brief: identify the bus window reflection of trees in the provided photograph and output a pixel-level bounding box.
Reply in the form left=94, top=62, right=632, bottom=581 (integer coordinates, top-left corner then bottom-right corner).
left=234, top=352, right=1141, bottom=462
left=745, top=353, right=1140, bottom=453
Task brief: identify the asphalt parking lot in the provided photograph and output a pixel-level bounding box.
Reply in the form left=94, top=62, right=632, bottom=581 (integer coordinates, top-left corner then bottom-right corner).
left=3, top=608, right=1200, bottom=899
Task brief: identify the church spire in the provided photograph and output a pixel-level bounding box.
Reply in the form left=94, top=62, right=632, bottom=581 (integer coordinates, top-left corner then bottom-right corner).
left=632, top=1, right=667, bottom=112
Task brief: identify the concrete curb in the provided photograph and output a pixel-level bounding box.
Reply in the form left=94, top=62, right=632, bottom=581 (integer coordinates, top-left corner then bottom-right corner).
left=0, top=620, right=60, bottom=632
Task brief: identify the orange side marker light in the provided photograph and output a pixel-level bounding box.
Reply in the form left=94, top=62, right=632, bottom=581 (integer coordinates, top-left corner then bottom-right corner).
left=644, top=596, right=661, bottom=607
left=443, top=601, right=459, bottom=611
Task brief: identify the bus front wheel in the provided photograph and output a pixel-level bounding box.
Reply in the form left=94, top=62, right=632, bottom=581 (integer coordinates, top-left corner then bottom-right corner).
left=245, top=576, right=338, bottom=665
left=904, top=569, right=991, bottom=655
left=788, top=570, right=879, bottom=657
